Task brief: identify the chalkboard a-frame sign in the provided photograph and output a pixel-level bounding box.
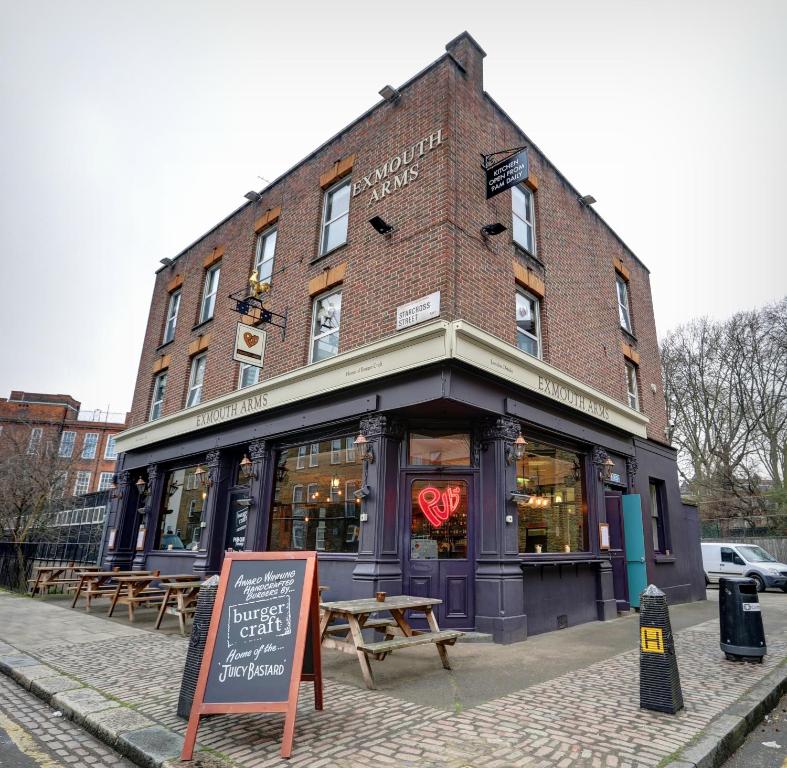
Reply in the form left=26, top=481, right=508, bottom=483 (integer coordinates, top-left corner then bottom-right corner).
left=181, top=551, right=323, bottom=760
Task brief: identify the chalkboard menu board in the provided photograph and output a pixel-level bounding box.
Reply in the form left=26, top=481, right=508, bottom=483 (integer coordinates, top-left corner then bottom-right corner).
left=181, top=551, right=322, bottom=760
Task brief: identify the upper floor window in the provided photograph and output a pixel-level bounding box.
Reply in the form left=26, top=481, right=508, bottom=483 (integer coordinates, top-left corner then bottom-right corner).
left=81, top=433, right=98, bottom=459
left=199, top=264, right=221, bottom=323
left=625, top=361, right=639, bottom=410
left=98, top=472, right=114, bottom=492
left=150, top=371, right=167, bottom=421
left=319, top=179, right=351, bottom=256
left=186, top=354, right=207, bottom=407
left=512, top=185, right=536, bottom=254
left=310, top=289, right=342, bottom=363
left=163, top=289, right=181, bottom=344
left=104, top=435, right=118, bottom=459
left=254, top=228, right=277, bottom=286
left=516, top=290, right=541, bottom=357
left=616, top=275, right=632, bottom=333
left=238, top=363, right=260, bottom=389
left=73, top=471, right=91, bottom=496
left=27, top=427, right=43, bottom=455
left=59, top=431, right=76, bottom=457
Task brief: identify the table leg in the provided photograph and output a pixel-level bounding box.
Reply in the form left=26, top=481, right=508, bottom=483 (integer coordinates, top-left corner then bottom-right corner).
left=155, top=586, right=171, bottom=630
left=31, top=571, right=43, bottom=597
left=346, top=614, right=376, bottom=690
left=389, top=609, right=416, bottom=637
left=177, top=594, right=187, bottom=636
left=70, top=576, right=85, bottom=609
left=425, top=607, right=451, bottom=670
left=107, top=584, right=121, bottom=617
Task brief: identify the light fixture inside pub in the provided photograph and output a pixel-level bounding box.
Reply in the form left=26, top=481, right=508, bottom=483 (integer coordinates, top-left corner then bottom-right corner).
left=369, top=215, right=394, bottom=235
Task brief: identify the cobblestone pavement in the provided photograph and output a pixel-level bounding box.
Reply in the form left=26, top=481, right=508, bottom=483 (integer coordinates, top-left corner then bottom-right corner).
left=0, top=674, right=136, bottom=767
left=1, top=592, right=786, bottom=768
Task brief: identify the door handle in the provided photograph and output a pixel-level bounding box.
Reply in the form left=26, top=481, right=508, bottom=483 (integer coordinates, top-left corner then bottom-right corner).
left=640, top=557, right=645, bottom=563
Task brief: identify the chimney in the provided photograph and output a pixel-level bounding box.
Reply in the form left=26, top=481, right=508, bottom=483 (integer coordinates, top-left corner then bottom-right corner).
left=445, top=31, right=486, bottom=92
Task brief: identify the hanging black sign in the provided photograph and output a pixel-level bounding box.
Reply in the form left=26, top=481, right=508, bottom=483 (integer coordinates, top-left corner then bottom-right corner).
left=485, top=148, right=529, bottom=199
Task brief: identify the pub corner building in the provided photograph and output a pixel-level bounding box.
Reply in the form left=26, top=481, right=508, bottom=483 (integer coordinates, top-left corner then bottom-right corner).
left=107, top=32, right=706, bottom=642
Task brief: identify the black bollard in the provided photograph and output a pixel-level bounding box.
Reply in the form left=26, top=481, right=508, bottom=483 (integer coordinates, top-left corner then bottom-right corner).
left=177, top=575, right=219, bottom=719
left=639, top=584, right=684, bottom=714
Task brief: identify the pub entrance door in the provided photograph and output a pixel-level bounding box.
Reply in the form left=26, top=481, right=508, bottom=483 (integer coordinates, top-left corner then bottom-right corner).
left=401, top=473, right=475, bottom=629
left=605, top=491, right=630, bottom=611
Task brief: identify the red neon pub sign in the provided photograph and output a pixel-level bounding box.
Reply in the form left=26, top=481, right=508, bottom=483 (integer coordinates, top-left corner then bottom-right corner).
left=417, top=485, right=461, bottom=527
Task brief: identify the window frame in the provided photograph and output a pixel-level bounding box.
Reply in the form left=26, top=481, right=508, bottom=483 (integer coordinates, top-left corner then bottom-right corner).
left=73, top=471, right=91, bottom=496
left=319, top=178, right=351, bottom=257
left=58, top=431, right=76, bottom=458
left=512, top=184, right=537, bottom=255
left=254, top=227, right=277, bottom=286
left=98, top=472, right=114, bottom=492
left=515, top=289, right=541, bottom=358
left=163, top=289, right=181, bottom=344
left=199, top=264, right=221, bottom=324
left=149, top=371, right=167, bottom=421
left=616, top=274, right=633, bottom=333
left=309, top=288, right=342, bottom=363
left=104, top=435, right=118, bottom=459
left=625, top=360, right=640, bottom=411
left=238, top=362, right=260, bottom=389
left=81, top=432, right=99, bottom=459
left=649, top=479, right=670, bottom=554
left=27, top=427, right=43, bottom=455
left=186, top=354, right=207, bottom=408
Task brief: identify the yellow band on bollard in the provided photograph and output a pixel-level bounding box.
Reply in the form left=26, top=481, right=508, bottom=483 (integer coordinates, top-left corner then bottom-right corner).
left=640, top=627, right=665, bottom=654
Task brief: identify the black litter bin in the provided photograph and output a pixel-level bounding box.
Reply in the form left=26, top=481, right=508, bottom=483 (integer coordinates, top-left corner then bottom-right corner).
left=719, top=576, right=766, bottom=663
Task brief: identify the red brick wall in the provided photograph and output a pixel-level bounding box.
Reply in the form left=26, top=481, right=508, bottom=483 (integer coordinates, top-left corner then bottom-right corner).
left=128, top=35, right=669, bottom=444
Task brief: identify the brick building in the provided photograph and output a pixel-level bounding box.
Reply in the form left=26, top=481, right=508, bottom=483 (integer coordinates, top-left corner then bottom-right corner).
left=110, top=32, right=705, bottom=641
left=0, top=391, right=128, bottom=497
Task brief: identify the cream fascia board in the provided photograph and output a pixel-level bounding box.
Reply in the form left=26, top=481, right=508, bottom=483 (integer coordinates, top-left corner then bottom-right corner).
left=115, top=319, right=649, bottom=453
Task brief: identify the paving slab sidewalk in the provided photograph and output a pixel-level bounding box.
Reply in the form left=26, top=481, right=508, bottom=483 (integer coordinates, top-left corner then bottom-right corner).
left=0, top=590, right=786, bottom=768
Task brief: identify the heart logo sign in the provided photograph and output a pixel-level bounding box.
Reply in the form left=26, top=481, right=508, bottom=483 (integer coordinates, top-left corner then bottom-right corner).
left=243, top=332, right=259, bottom=348
left=417, top=485, right=461, bottom=527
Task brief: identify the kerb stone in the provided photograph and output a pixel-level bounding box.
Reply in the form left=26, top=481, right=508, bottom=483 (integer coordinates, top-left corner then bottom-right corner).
left=117, top=725, right=184, bottom=768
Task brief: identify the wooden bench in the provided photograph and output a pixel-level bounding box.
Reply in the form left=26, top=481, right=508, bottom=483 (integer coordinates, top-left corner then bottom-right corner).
left=324, top=618, right=396, bottom=636
left=358, top=630, right=462, bottom=660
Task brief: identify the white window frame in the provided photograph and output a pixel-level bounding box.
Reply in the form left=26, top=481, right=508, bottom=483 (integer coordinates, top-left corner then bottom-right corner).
left=59, top=431, right=76, bottom=458
left=104, top=435, right=118, bottom=459
left=330, top=439, right=342, bottom=464
left=515, top=289, right=541, bottom=358
left=98, top=472, right=114, bottom=492
left=345, top=436, right=356, bottom=463
left=163, top=289, right=181, bottom=344
left=150, top=372, right=167, bottom=421
left=309, top=442, right=320, bottom=467
left=625, top=361, right=640, bottom=410
left=238, top=363, right=260, bottom=389
left=319, top=178, right=351, bottom=256
left=73, top=471, right=91, bottom=496
left=27, top=427, right=43, bottom=455
left=254, top=227, right=277, bottom=285
left=616, top=274, right=633, bottom=333
left=199, top=264, right=221, bottom=323
left=512, top=184, right=536, bottom=254
left=186, top=354, right=207, bottom=408
left=309, top=289, right=342, bottom=363
left=296, top=445, right=307, bottom=470
left=81, top=433, right=99, bottom=459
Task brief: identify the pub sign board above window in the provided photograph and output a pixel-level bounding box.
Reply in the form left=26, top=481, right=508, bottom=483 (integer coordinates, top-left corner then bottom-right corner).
left=181, top=551, right=323, bottom=760
left=233, top=322, right=267, bottom=369
left=485, top=148, right=529, bottom=200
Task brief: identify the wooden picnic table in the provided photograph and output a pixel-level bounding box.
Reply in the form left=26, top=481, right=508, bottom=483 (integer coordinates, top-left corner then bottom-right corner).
left=71, top=570, right=152, bottom=611
left=154, top=580, right=203, bottom=635
left=29, top=564, right=101, bottom=597
left=319, top=595, right=463, bottom=689
left=107, top=573, right=194, bottom=622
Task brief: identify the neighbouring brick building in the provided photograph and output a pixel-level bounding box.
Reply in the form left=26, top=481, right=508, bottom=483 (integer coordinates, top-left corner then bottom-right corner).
left=109, top=32, right=705, bottom=641
left=0, top=391, right=128, bottom=497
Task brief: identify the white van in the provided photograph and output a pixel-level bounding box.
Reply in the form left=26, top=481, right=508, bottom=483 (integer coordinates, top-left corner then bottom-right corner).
left=701, top=542, right=787, bottom=592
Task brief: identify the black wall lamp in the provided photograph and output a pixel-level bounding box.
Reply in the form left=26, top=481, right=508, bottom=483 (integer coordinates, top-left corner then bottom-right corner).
left=379, top=84, right=401, bottom=103
left=369, top=216, right=394, bottom=235
left=481, top=223, right=507, bottom=237
left=578, top=194, right=597, bottom=207
left=353, top=433, right=375, bottom=464
left=506, top=433, right=527, bottom=465
left=599, top=456, right=615, bottom=482
left=195, top=464, right=212, bottom=488
left=135, top=476, right=147, bottom=497
left=240, top=454, right=257, bottom=481
left=244, top=191, right=262, bottom=202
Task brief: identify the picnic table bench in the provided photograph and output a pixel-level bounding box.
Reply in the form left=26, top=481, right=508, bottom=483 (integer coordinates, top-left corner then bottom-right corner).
left=154, top=579, right=203, bottom=635
left=29, top=564, right=101, bottom=597
left=319, top=595, right=462, bottom=689
left=71, top=570, right=154, bottom=611
left=107, top=573, right=196, bottom=622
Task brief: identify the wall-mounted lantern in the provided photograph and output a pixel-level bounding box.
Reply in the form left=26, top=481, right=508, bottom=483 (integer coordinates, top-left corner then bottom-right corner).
left=506, top=432, right=527, bottom=465
left=195, top=464, right=212, bottom=488
left=600, top=457, right=615, bottom=482
left=353, top=433, right=375, bottom=464
left=239, top=454, right=257, bottom=481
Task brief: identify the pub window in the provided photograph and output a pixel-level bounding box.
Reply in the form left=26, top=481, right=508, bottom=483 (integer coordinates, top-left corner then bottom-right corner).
left=408, top=430, right=471, bottom=467
left=516, top=438, right=589, bottom=554
left=163, top=289, right=181, bottom=344
left=310, top=289, right=342, bottom=363
left=254, top=227, right=277, bottom=285
left=512, top=184, right=536, bottom=254
left=186, top=353, right=207, bottom=408
left=149, top=371, right=167, bottom=421
left=616, top=274, right=633, bottom=333
left=199, top=263, right=221, bottom=323
left=238, top=362, right=260, bottom=389
left=625, top=361, right=639, bottom=411
left=515, top=290, right=541, bottom=357
left=155, top=465, right=204, bottom=551
left=81, top=433, right=99, bottom=459
left=59, top=431, right=76, bottom=458
left=319, top=178, right=351, bottom=256
left=269, top=435, right=362, bottom=553
left=650, top=479, right=669, bottom=553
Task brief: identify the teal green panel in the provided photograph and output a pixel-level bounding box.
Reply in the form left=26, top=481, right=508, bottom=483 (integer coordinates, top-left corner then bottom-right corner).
left=622, top=494, right=647, bottom=608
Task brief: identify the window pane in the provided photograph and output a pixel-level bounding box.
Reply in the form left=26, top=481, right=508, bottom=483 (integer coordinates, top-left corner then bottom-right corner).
left=408, top=431, right=471, bottom=466
left=105, top=435, right=117, bottom=458
left=311, top=291, right=342, bottom=362
left=269, top=435, right=362, bottom=552
left=517, top=333, right=538, bottom=356
left=516, top=292, right=537, bottom=336
left=255, top=230, right=277, bottom=283
left=411, top=480, right=468, bottom=559
left=156, top=466, right=204, bottom=550
left=324, top=215, right=348, bottom=254
left=239, top=364, right=259, bottom=388
left=82, top=433, right=98, bottom=459
left=516, top=440, right=588, bottom=553
left=326, top=182, right=350, bottom=220
left=512, top=186, right=526, bottom=219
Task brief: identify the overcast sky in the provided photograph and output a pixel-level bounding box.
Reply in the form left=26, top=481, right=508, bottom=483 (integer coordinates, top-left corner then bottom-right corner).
left=1, top=0, right=785, bottom=414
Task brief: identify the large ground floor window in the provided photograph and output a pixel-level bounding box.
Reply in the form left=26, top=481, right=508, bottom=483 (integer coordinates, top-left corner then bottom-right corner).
left=269, top=434, right=362, bottom=552
left=516, top=439, right=588, bottom=554
left=155, top=465, right=204, bottom=550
